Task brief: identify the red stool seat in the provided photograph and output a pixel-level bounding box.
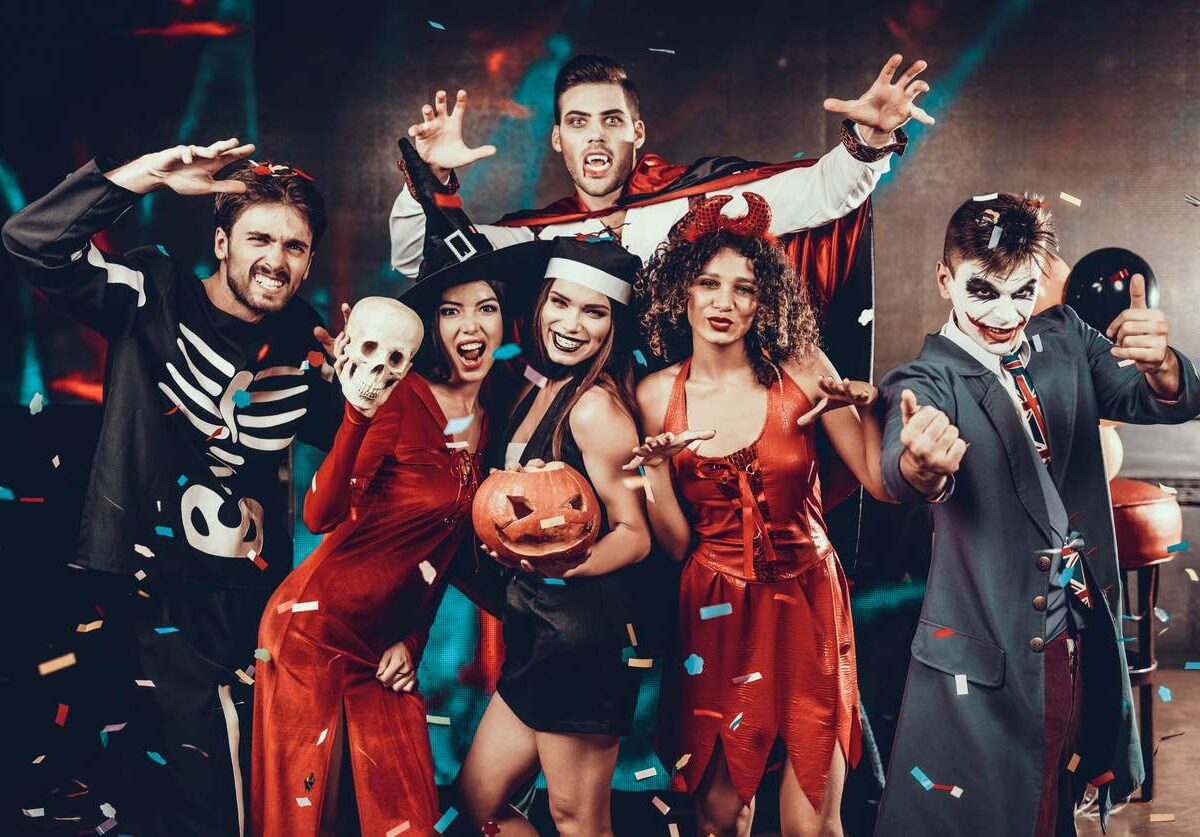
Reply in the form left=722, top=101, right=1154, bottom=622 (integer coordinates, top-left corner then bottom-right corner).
left=1110, top=477, right=1182, bottom=569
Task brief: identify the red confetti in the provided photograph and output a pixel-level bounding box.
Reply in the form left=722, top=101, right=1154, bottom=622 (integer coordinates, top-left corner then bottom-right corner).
left=163, top=405, right=180, bottom=416
left=206, top=427, right=227, bottom=442
left=19, top=497, right=45, bottom=503
left=250, top=554, right=268, bottom=571
left=692, top=709, right=722, bottom=719
left=433, top=193, right=463, bottom=209
left=932, top=783, right=954, bottom=791
left=933, top=628, right=955, bottom=638
left=307, top=351, right=325, bottom=368
left=131, top=21, right=242, bottom=38
left=256, top=344, right=270, bottom=363
left=1089, top=770, right=1115, bottom=787
left=54, top=703, right=69, bottom=726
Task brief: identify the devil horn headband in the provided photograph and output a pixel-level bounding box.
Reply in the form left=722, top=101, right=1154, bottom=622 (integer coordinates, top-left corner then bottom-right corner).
left=680, top=192, right=774, bottom=242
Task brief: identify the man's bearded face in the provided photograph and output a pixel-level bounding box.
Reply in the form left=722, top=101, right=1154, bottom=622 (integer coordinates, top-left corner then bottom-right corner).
left=938, top=257, right=1041, bottom=356
left=217, top=203, right=314, bottom=316
left=552, top=83, right=644, bottom=200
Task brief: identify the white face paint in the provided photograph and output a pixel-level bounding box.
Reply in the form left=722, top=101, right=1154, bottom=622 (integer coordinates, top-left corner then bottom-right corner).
left=939, top=257, right=1042, bottom=356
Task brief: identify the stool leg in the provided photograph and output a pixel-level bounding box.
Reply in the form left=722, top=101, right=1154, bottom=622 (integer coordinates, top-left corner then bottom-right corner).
left=1139, top=681, right=1154, bottom=801
left=1138, top=566, right=1157, bottom=801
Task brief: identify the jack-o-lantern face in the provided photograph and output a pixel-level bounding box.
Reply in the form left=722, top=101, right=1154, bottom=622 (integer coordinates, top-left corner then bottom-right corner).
left=471, top=461, right=600, bottom=565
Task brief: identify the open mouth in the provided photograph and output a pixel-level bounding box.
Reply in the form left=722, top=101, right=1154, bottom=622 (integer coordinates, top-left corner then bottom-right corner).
left=550, top=330, right=588, bottom=353
left=582, top=150, right=613, bottom=178
left=967, top=313, right=1024, bottom=344
left=253, top=271, right=286, bottom=292
left=456, top=340, right=487, bottom=369
left=707, top=316, right=733, bottom=332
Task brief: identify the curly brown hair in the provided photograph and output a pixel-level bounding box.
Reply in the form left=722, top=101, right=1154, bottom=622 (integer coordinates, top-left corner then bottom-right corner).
left=635, top=231, right=821, bottom=386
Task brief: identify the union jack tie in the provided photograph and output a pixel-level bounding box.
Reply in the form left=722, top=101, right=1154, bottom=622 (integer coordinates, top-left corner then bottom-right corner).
left=1001, top=352, right=1051, bottom=468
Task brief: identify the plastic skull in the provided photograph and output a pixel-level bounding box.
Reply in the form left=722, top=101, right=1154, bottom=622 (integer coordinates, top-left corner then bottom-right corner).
left=340, top=297, right=424, bottom=412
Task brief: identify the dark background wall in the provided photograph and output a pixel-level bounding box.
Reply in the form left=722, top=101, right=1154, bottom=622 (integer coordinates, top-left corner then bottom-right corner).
left=2, top=1, right=1198, bottom=833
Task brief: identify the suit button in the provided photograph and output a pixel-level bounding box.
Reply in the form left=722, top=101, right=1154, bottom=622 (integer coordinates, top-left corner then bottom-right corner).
left=1032, top=595, right=1047, bottom=611
left=1029, top=637, right=1046, bottom=652
left=1036, top=555, right=1052, bottom=571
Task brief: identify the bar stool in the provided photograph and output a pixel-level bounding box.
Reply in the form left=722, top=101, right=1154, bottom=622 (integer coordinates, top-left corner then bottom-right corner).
left=1110, top=477, right=1182, bottom=801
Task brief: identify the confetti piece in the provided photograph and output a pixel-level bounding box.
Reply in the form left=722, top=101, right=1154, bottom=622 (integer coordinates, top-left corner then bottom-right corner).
left=910, top=765, right=934, bottom=790
left=275, top=599, right=297, bottom=614
left=234, top=668, right=254, bottom=685
left=649, top=47, right=676, bottom=54
left=1116, top=358, right=1135, bottom=368
left=730, top=712, right=743, bottom=730
left=1159, top=483, right=1178, bottom=495
left=135, top=679, right=156, bottom=688
left=55, top=703, right=69, bottom=726
left=250, top=551, right=268, bottom=571
left=296, top=797, right=312, bottom=807
left=793, top=151, right=805, bottom=158
left=292, top=601, right=319, bottom=613
left=693, top=709, right=722, bottom=719
left=650, top=795, right=671, bottom=814
left=154, top=526, right=174, bottom=538
left=933, top=627, right=955, bottom=638
left=1167, top=541, right=1189, bottom=553
left=949, top=785, right=964, bottom=798
left=101, top=723, right=126, bottom=733
left=626, top=623, right=639, bottom=646
left=1155, top=607, right=1170, bottom=622
left=307, top=350, right=325, bottom=368
left=32, top=754, right=45, bottom=764
left=434, top=807, right=458, bottom=833
left=314, top=728, right=329, bottom=746
left=731, top=672, right=763, bottom=685
left=972, top=193, right=998, bottom=202
left=133, top=544, right=155, bottom=558
left=634, top=766, right=658, bottom=781
left=544, top=577, right=567, bottom=586
left=206, top=426, right=227, bottom=441
left=668, top=826, right=681, bottom=837
left=955, top=673, right=969, bottom=695
left=427, top=19, right=445, bottom=30
left=154, top=626, right=179, bottom=635
left=676, top=753, right=691, bottom=769
left=29, top=392, right=44, bottom=414
left=1186, top=569, right=1198, bottom=583
left=1186, top=194, right=1200, bottom=207
left=638, top=465, right=655, bottom=503
left=684, top=653, right=704, bottom=675
left=22, top=808, right=44, bottom=817
left=39, top=652, right=78, bottom=676
left=700, top=603, right=732, bottom=620
left=539, top=515, right=567, bottom=529
left=1150, top=813, right=1177, bottom=822
left=492, top=343, right=522, bottom=361
left=1089, top=770, right=1115, bottom=787
left=96, top=817, right=118, bottom=834
left=386, top=823, right=412, bottom=836
left=181, top=743, right=209, bottom=757
left=1032, top=333, right=1043, bottom=353
left=146, top=750, right=167, bottom=765
left=1158, top=685, right=1173, bottom=702
left=100, top=802, right=116, bottom=818
left=627, top=658, right=654, bottom=668
left=773, top=593, right=798, bottom=605
left=426, top=715, right=452, bottom=726
left=232, top=389, right=251, bottom=408
left=256, top=344, right=270, bottom=362
left=0, top=485, right=13, bottom=501
left=134, top=570, right=147, bottom=581
left=523, top=365, right=548, bottom=388
left=443, top=415, right=474, bottom=435
left=419, top=560, right=437, bottom=584
left=857, top=308, right=874, bottom=326
left=1059, top=192, right=1082, bottom=207
left=633, top=349, right=648, bottom=366
left=1183, top=661, right=1200, bottom=669
left=1058, top=564, right=1076, bottom=586
left=52, top=454, right=60, bottom=468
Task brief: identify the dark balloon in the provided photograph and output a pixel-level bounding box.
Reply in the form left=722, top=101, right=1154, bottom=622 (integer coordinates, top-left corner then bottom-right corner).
left=1064, top=247, right=1158, bottom=332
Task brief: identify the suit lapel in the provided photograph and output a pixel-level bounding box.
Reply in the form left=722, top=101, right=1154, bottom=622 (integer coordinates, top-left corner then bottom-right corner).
left=1027, top=330, right=1077, bottom=490
left=966, top=374, right=1056, bottom=544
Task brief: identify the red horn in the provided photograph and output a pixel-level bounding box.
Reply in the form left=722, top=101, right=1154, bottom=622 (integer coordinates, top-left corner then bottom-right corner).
left=725, top=192, right=773, bottom=238
left=681, top=194, right=736, bottom=242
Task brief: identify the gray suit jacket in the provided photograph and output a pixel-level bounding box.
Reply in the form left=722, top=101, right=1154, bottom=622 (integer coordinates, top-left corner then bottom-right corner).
left=874, top=305, right=1200, bottom=836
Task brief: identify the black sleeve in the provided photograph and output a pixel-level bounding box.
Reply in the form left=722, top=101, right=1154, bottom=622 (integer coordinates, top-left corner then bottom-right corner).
left=2, top=159, right=169, bottom=339
left=449, top=536, right=509, bottom=619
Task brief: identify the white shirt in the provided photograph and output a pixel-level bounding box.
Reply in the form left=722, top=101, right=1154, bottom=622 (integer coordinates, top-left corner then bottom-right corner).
left=389, top=132, right=895, bottom=278
left=939, top=315, right=1038, bottom=446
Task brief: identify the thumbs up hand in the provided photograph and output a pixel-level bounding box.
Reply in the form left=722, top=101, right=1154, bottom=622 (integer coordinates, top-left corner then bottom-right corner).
left=898, top=389, right=966, bottom=500
left=1105, top=274, right=1180, bottom=396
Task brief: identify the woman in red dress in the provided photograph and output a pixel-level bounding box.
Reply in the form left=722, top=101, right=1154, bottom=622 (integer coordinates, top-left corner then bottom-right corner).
left=251, top=237, right=544, bottom=835
left=631, top=195, right=892, bottom=837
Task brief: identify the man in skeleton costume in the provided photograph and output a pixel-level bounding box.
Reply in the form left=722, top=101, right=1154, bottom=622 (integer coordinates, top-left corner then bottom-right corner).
left=875, top=194, right=1200, bottom=836
left=3, top=139, right=345, bottom=835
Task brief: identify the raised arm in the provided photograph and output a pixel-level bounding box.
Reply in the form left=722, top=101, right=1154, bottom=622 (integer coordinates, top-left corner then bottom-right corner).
left=879, top=363, right=965, bottom=504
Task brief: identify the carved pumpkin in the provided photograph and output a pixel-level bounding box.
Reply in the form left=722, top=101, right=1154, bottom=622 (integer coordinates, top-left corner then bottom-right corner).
left=472, top=461, right=600, bottom=565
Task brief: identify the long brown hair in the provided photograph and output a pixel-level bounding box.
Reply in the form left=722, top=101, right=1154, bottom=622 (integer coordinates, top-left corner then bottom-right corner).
left=529, top=278, right=639, bottom=459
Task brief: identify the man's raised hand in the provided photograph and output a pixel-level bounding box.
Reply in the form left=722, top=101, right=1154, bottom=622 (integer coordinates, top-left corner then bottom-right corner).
left=1106, top=273, right=1181, bottom=397
left=898, top=389, right=965, bottom=498
left=105, top=138, right=255, bottom=195
left=824, top=54, right=935, bottom=143
left=407, top=89, right=497, bottom=181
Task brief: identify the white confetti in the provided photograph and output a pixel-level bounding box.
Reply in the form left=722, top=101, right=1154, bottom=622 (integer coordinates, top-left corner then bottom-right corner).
left=972, top=193, right=998, bottom=202
left=1059, top=191, right=1082, bottom=207
left=296, top=797, right=312, bottom=807
left=134, top=679, right=156, bottom=688
left=51, top=455, right=60, bottom=468
left=29, top=392, right=43, bottom=415
left=950, top=785, right=965, bottom=798
left=292, top=601, right=319, bottom=613
left=133, top=544, right=155, bottom=558
left=857, top=308, right=874, bottom=326
left=955, top=673, right=969, bottom=695
left=316, top=728, right=328, bottom=746
left=1032, top=334, right=1043, bottom=353
left=443, top=415, right=474, bottom=435
left=426, top=715, right=451, bottom=726
left=419, top=560, right=437, bottom=584
left=523, top=365, right=549, bottom=388
left=634, top=766, right=658, bottom=781
left=987, top=226, right=1003, bottom=249
left=539, top=515, right=567, bottom=529
left=22, top=808, right=45, bottom=817
left=99, top=802, right=116, bottom=818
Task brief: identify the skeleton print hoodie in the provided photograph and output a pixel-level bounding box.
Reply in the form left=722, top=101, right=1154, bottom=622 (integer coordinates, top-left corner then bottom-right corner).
left=3, top=160, right=342, bottom=589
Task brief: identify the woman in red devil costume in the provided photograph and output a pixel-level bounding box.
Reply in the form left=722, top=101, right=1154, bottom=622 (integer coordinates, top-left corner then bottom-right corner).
left=251, top=236, right=546, bottom=835
left=631, top=193, right=893, bottom=837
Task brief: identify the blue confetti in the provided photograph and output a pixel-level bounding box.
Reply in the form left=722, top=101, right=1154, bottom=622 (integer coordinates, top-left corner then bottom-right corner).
left=1184, top=662, right=1200, bottom=670
left=793, top=151, right=805, bottom=158
left=154, top=627, right=179, bottom=635
left=1167, top=540, right=1189, bottom=553
left=544, top=577, right=567, bottom=586
left=632, top=349, right=648, bottom=366
left=232, top=389, right=251, bottom=408
left=910, top=765, right=935, bottom=791
left=1057, top=564, right=1075, bottom=586
left=1154, top=606, right=1170, bottom=622
left=99, top=731, right=108, bottom=748
left=730, top=712, right=743, bottom=730
left=492, top=343, right=522, bottom=361
left=156, top=244, right=170, bottom=257
left=176, top=475, right=188, bottom=487
left=427, top=19, right=446, bottom=30
left=699, top=603, right=732, bottom=620
left=154, top=526, right=174, bottom=538
left=146, top=750, right=167, bottom=765
left=684, top=653, right=704, bottom=676
left=0, top=486, right=13, bottom=501
left=433, top=807, right=457, bottom=833
left=1158, top=685, right=1173, bottom=703
left=1117, top=636, right=1135, bottom=644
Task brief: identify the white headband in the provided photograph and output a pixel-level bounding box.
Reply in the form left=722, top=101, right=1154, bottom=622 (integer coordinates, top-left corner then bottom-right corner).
left=544, top=257, right=632, bottom=304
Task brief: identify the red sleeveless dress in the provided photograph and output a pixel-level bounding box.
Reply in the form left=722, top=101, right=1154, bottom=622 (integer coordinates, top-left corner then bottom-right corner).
left=661, top=359, right=861, bottom=811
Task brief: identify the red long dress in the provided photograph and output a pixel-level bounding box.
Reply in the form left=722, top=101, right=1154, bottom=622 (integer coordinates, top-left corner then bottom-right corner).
left=251, top=374, right=484, bottom=836
left=661, top=359, right=861, bottom=812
